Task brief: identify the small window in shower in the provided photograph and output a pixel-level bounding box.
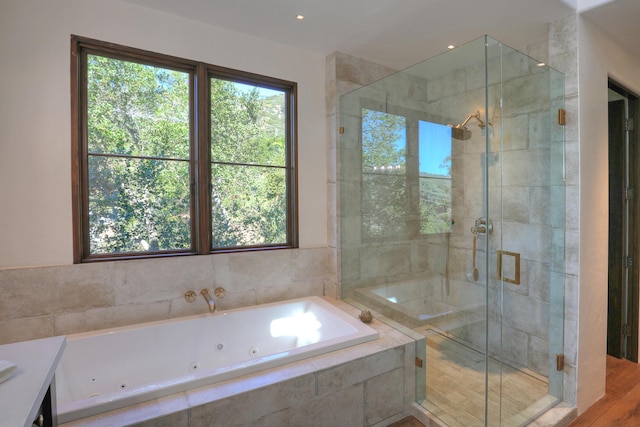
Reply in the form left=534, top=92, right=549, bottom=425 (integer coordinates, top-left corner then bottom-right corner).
left=418, top=121, right=452, bottom=234
left=361, top=108, right=407, bottom=239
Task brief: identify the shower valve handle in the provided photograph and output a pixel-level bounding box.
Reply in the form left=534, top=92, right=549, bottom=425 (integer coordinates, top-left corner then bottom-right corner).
left=471, top=218, right=493, bottom=236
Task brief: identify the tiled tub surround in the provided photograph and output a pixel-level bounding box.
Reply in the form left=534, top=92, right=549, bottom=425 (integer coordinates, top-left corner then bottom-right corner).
left=0, top=248, right=330, bottom=345
left=56, top=296, right=379, bottom=423
left=59, top=298, right=419, bottom=427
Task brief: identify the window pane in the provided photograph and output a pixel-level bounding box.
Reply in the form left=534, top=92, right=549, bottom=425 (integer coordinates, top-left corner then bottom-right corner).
left=88, top=156, right=191, bottom=254
left=362, top=174, right=406, bottom=239
left=211, top=164, right=287, bottom=247
left=361, top=108, right=406, bottom=239
left=362, top=109, right=406, bottom=174
left=210, top=79, right=286, bottom=166
left=418, top=121, right=452, bottom=234
left=87, top=55, right=190, bottom=159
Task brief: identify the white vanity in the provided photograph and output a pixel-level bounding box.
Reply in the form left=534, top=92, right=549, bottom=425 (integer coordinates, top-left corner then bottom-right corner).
left=0, top=336, right=66, bottom=427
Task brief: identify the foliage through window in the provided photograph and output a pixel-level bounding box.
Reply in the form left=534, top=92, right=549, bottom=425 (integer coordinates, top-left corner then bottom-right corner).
left=361, top=108, right=407, bottom=239
left=72, top=37, right=297, bottom=262
left=210, top=81, right=289, bottom=248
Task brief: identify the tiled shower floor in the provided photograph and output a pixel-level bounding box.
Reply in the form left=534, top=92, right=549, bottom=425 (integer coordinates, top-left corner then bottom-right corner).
left=418, top=328, right=557, bottom=427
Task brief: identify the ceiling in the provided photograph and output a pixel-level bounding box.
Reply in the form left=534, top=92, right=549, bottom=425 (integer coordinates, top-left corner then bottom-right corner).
left=582, top=0, right=640, bottom=60
left=125, top=0, right=639, bottom=69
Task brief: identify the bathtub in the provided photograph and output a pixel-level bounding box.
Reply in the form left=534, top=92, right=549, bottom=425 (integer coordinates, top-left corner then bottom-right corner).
left=352, top=279, right=483, bottom=329
left=55, top=296, right=378, bottom=424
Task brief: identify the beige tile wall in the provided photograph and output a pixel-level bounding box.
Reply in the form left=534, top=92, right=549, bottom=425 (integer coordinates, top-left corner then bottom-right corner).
left=0, top=247, right=329, bottom=344
left=325, top=52, right=397, bottom=300
left=548, top=14, right=580, bottom=408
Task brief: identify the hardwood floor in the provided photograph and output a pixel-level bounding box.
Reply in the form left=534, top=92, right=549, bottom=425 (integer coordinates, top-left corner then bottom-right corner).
left=388, top=416, right=426, bottom=427
left=569, top=355, right=640, bottom=426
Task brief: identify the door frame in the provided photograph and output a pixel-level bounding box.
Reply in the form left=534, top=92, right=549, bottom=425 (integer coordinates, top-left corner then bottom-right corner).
left=607, top=79, right=639, bottom=362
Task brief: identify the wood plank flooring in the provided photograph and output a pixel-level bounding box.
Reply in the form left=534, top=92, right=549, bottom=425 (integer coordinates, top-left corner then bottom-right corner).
left=569, top=355, right=640, bottom=426
left=388, top=416, right=427, bottom=427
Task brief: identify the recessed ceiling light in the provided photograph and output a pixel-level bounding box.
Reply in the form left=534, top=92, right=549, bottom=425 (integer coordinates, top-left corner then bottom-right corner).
left=447, top=45, right=455, bottom=49
left=296, top=14, right=305, bottom=20
left=537, top=62, right=546, bottom=67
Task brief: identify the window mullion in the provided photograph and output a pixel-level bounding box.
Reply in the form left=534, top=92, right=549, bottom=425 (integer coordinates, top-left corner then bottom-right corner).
left=287, top=86, right=299, bottom=248
left=195, top=64, right=211, bottom=254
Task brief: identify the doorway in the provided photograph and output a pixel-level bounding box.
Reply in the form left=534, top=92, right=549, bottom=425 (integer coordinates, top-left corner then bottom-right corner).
left=607, top=80, right=639, bottom=362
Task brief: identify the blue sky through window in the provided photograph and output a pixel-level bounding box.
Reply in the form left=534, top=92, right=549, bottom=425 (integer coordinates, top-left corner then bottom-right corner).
left=419, top=121, right=451, bottom=176
left=233, top=81, right=283, bottom=99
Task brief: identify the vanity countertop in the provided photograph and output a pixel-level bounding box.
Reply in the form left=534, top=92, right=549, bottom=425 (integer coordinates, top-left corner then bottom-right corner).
left=0, top=336, right=66, bottom=427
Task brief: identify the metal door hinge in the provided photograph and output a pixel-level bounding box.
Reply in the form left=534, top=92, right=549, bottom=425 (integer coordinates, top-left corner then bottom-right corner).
left=626, top=187, right=634, bottom=200
left=556, top=354, right=565, bottom=371
left=625, top=256, right=634, bottom=268
left=339, top=126, right=345, bottom=134
left=623, top=324, right=633, bottom=336
left=415, top=357, right=423, bottom=368
left=626, top=118, right=634, bottom=131
left=558, top=109, right=566, bottom=126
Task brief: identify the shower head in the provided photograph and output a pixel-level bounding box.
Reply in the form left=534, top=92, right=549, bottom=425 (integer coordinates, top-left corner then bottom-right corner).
left=448, top=111, right=489, bottom=140
left=451, top=125, right=472, bottom=140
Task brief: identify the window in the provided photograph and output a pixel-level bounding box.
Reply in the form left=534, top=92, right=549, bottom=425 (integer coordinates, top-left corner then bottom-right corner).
left=71, top=36, right=297, bottom=262
left=418, top=120, right=452, bottom=234
left=359, top=104, right=452, bottom=240
left=361, top=108, right=407, bottom=239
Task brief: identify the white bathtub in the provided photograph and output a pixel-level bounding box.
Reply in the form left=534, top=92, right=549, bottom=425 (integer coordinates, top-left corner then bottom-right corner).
left=352, top=279, right=483, bottom=329
left=55, top=296, right=378, bottom=424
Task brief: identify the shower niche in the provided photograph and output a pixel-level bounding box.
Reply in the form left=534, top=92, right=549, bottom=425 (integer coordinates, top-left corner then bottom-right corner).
left=338, top=36, right=565, bottom=426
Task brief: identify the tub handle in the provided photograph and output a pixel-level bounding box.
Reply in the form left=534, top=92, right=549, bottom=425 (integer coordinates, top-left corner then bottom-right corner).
left=184, top=290, right=198, bottom=303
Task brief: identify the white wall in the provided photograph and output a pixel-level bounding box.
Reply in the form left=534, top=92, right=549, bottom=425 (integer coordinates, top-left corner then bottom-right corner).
left=576, top=0, right=616, bottom=12
left=576, top=15, right=640, bottom=413
left=0, top=0, right=327, bottom=269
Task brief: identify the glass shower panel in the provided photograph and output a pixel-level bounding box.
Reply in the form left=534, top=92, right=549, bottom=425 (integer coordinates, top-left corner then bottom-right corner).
left=487, top=41, right=566, bottom=426
left=338, top=35, right=565, bottom=427
left=361, top=107, right=407, bottom=239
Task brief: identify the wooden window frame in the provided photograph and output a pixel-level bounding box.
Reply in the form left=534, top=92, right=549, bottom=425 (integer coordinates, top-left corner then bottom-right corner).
left=71, top=35, right=298, bottom=263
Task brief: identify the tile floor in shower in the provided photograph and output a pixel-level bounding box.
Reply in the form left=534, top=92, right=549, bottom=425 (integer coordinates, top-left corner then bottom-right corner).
left=417, top=328, right=558, bottom=427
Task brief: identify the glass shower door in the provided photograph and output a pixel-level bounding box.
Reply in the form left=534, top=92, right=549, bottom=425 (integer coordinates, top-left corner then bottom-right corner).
left=485, top=40, right=566, bottom=427
left=416, top=38, right=493, bottom=427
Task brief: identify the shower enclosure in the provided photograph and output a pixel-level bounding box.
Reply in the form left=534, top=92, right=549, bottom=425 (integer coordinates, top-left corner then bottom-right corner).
left=338, top=36, right=565, bottom=426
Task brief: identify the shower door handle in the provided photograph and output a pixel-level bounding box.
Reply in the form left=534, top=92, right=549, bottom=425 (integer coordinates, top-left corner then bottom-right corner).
left=497, top=250, right=521, bottom=285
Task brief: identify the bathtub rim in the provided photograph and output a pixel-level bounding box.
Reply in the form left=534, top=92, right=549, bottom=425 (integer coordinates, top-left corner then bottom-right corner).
left=60, top=295, right=374, bottom=341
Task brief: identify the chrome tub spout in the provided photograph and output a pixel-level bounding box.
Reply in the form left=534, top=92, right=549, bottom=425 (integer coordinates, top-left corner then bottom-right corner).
left=200, top=289, right=216, bottom=312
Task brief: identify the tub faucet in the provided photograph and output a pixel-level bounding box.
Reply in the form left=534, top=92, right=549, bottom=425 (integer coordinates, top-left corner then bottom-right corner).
left=200, top=289, right=216, bottom=312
